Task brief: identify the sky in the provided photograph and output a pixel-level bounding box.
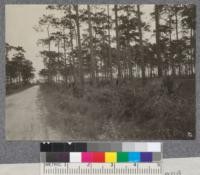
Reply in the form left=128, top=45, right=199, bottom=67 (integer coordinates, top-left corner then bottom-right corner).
left=5, top=5, right=154, bottom=80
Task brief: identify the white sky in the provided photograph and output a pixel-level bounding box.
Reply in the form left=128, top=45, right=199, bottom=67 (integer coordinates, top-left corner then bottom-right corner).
left=5, top=5, right=154, bottom=79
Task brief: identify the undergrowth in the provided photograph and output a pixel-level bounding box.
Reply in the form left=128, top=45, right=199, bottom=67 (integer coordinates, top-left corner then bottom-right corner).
left=40, top=77, right=195, bottom=140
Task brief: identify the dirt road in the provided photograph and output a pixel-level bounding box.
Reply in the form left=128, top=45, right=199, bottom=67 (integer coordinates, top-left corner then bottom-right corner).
left=6, top=85, right=63, bottom=140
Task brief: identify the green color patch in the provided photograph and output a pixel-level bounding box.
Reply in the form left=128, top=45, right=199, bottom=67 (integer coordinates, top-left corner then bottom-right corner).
left=117, top=152, right=128, bottom=162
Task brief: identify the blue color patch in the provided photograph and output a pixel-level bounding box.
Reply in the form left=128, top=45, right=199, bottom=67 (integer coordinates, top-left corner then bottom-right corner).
left=128, top=152, right=141, bottom=162
left=141, top=152, right=153, bottom=162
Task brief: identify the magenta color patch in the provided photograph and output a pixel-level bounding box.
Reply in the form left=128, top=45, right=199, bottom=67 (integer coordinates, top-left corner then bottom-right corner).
left=82, top=152, right=93, bottom=162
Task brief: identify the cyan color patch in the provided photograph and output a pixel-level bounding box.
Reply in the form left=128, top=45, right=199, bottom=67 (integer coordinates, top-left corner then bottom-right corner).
left=128, top=152, right=141, bottom=162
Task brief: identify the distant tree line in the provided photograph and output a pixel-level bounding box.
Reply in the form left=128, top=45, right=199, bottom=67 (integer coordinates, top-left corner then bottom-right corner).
left=36, top=4, right=195, bottom=89
left=6, top=43, right=35, bottom=87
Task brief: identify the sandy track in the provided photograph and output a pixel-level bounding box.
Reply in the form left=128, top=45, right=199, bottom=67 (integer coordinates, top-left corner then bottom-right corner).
left=6, top=85, right=63, bottom=140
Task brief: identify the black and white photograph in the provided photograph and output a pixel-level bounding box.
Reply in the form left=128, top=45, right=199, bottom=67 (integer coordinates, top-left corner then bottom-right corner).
left=6, top=4, right=196, bottom=140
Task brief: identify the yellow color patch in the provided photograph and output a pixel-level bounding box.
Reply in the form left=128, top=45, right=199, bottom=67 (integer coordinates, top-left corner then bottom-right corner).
left=105, top=152, right=117, bottom=163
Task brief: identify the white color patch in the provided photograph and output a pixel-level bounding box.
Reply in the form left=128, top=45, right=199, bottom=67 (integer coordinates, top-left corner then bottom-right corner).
left=147, top=142, right=161, bottom=152
left=69, top=152, right=81, bottom=163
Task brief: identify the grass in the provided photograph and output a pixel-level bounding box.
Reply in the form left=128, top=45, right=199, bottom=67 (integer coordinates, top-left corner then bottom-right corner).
left=39, top=77, right=195, bottom=140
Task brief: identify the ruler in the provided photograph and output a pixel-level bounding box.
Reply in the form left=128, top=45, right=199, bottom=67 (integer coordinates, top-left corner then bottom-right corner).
left=41, top=163, right=162, bottom=175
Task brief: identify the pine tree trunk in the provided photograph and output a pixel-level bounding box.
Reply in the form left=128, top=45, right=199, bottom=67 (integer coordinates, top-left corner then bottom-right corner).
left=175, top=8, right=179, bottom=41
left=114, top=5, right=122, bottom=81
left=175, top=7, right=180, bottom=76
left=169, top=10, right=175, bottom=76
left=87, top=5, right=96, bottom=85
left=57, top=40, right=60, bottom=84
left=47, top=25, right=51, bottom=84
left=125, top=6, right=132, bottom=80
left=63, top=35, right=68, bottom=86
left=75, top=5, right=84, bottom=90
left=107, top=5, right=113, bottom=81
left=155, top=5, right=162, bottom=77
left=137, top=5, right=145, bottom=81
left=68, top=5, right=77, bottom=84
left=191, top=28, right=195, bottom=75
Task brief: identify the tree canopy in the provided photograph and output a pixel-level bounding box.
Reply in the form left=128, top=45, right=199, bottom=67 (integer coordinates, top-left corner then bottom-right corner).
left=36, top=4, right=195, bottom=90
left=6, top=43, right=35, bottom=86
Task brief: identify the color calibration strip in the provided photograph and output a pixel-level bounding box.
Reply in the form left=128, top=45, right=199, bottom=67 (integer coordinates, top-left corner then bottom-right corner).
left=41, top=152, right=161, bottom=163
left=40, top=142, right=162, bottom=175
left=40, top=142, right=162, bottom=163
left=40, top=142, right=161, bottom=152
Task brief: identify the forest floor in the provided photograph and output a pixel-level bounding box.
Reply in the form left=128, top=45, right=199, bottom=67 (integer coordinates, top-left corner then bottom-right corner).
left=40, top=77, right=195, bottom=140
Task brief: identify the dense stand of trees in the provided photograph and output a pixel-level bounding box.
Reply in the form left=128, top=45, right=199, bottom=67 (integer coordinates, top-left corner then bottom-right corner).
left=37, top=4, right=195, bottom=89
left=6, top=43, right=35, bottom=87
